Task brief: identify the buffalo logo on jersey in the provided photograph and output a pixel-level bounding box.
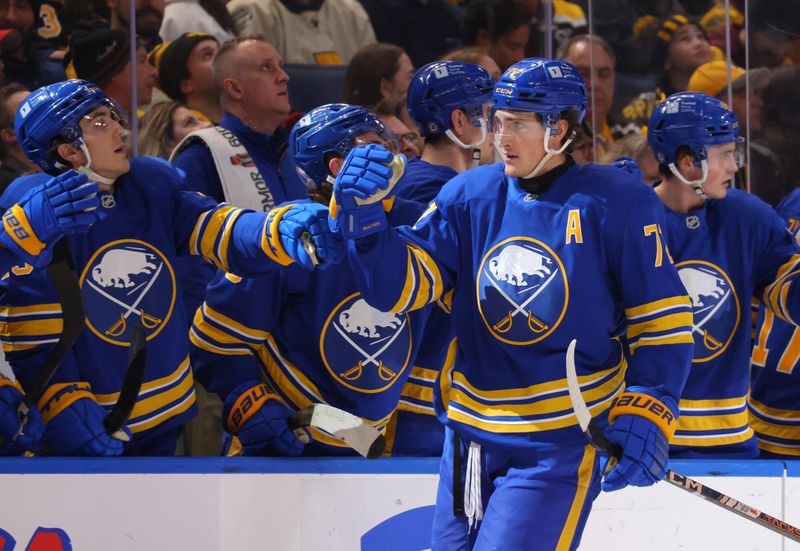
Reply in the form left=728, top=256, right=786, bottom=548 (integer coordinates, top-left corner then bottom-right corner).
left=320, top=294, right=412, bottom=393
left=676, top=261, right=739, bottom=362
left=477, top=238, right=568, bottom=345
left=80, top=240, right=176, bottom=346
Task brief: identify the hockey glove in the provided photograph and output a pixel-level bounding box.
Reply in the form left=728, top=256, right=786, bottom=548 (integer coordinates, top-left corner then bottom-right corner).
left=40, top=383, right=130, bottom=456
left=0, top=170, right=100, bottom=267
left=264, top=202, right=343, bottom=269
left=329, top=144, right=406, bottom=239
left=601, top=387, right=677, bottom=492
left=0, top=379, right=44, bottom=455
left=223, top=381, right=306, bottom=456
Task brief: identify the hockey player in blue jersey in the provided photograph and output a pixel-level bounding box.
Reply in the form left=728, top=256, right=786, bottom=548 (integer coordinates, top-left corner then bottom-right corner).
left=190, top=103, right=433, bottom=456
left=0, top=80, right=338, bottom=456
left=749, top=187, right=800, bottom=458
left=647, top=92, right=800, bottom=459
left=387, top=60, right=494, bottom=456
left=287, top=58, right=695, bottom=549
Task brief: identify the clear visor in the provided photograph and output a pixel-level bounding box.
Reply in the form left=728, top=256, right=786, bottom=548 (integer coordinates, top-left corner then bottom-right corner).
left=353, top=124, right=399, bottom=155
left=80, top=99, right=129, bottom=132
left=705, top=137, right=746, bottom=170
left=489, top=109, right=547, bottom=139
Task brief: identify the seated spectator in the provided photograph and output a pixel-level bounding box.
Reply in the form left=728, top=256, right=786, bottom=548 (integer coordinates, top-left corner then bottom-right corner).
left=612, top=133, right=659, bottom=184
left=106, top=0, right=165, bottom=51
left=228, top=0, right=375, bottom=65
left=65, top=28, right=158, bottom=119
left=0, top=82, right=38, bottom=192
left=138, top=100, right=212, bottom=158
left=441, top=45, right=501, bottom=81
left=160, top=0, right=236, bottom=43
left=699, top=3, right=745, bottom=66
left=149, top=32, right=223, bottom=123
left=342, top=42, right=413, bottom=108
left=357, top=0, right=462, bottom=67
left=460, top=0, right=529, bottom=71
left=373, top=95, right=422, bottom=158
left=0, top=0, right=66, bottom=89
left=522, top=0, right=587, bottom=59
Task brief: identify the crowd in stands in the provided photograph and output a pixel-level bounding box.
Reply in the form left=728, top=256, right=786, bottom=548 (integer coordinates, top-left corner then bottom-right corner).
left=1, top=0, right=800, bottom=461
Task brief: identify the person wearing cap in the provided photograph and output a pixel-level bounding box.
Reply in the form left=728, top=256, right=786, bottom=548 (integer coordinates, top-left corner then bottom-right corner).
left=647, top=90, right=800, bottom=460
left=286, top=58, right=694, bottom=547
left=148, top=32, right=222, bottom=124
left=64, top=28, right=157, bottom=118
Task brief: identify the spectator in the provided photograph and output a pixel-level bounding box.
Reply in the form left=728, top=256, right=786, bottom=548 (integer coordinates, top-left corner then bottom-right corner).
left=0, top=0, right=66, bottom=89
left=522, top=0, right=588, bottom=59
left=148, top=32, right=223, bottom=123
left=227, top=0, right=375, bottom=65
left=137, top=100, right=212, bottom=158
left=613, top=133, right=659, bottom=184
left=0, top=82, right=37, bottom=192
left=106, top=0, right=164, bottom=51
left=357, top=0, right=462, bottom=67
left=441, top=45, right=501, bottom=81
left=342, top=42, right=413, bottom=108
left=460, top=0, right=529, bottom=71
left=559, top=34, right=618, bottom=159
left=65, top=28, right=157, bottom=118
left=373, top=95, right=422, bottom=159
left=160, top=0, right=236, bottom=43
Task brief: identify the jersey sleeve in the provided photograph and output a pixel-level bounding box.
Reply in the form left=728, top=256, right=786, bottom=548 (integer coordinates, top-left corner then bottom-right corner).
left=346, top=198, right=460, bottom=314
left=609, top=188, right=694, bottom=403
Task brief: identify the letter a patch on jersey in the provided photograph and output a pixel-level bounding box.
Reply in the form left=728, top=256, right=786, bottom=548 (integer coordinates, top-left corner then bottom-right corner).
left=565, top=209, right=583, bottom=244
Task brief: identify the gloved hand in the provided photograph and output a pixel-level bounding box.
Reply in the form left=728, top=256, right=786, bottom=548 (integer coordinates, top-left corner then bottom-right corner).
left=601, top=388, right=677, bottom=492
left=223, top=381, right=306, bottom=456
left=0, top=170, right=100, bottom=267
left=329, top=144, right=405, bottom=239
left=41, top=383, right=129, bottom=456
left=0, top=382, right=44, bottom=455
left=263, top=202, right=343, bottom=270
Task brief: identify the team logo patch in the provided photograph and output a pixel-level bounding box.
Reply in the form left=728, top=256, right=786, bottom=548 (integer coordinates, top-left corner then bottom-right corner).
left=320, top=294, right=412, bottom=393
left=80, top=239, right=176, bottom=346
left=677, top=260, right=739, bottom=362
left=477, top=237, right=568, bottom=345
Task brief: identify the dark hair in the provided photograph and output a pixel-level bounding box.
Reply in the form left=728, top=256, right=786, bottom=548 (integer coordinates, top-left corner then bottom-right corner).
left=199, top=0, right=236, bottom=34
left=658, top=145, right=693, bottom=176
left=460, top=0, right=530, bottom=45
left=0, top=83, right=28, bottom=130
left=342, top=43, right=406, bottom=108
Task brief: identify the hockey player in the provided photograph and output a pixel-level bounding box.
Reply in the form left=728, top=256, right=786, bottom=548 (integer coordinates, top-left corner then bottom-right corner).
left=749, top=189, right=800, bottom=458
left=647, top=92, right=800, bottom=459
left=386, top=60, right=494, bottom=456
left=190, top=103, right=431, bottom=456
left=288, top=58, right=695, bottom=549
left=0, top=374, right=44, bottom=455
left=0, top=79, right=337, bottom=456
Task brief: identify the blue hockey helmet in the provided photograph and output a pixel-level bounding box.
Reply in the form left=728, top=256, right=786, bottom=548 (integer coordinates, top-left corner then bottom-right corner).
left=407, top=61, right=494, bottom=138
left=290, top=103, right=394, bottom=187
left=491, top=58, right=588, bottom=128
left=15, top=79, right=127, bottom=172
left=647, top=91, right=741, bottom=166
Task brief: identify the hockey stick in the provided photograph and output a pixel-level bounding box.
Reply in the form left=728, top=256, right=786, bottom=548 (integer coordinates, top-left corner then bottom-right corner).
left=287, top=403, right=386, bottom=459
left=565, top=339, right=800, bottom=543
left=103, top=322, right=147, bottom=441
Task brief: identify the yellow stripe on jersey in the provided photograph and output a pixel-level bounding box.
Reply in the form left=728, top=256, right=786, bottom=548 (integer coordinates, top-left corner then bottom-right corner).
left=196, top=303, right=269, bottom=342
left=629, top=332, right=694, bottom=354
left=757, top=440, right=800, bottom=457
left=191, top=205, right=239, bottom=270
left=670, top=395, right=752, bottom=447
left=764, top=254, right=800, bottom=324
left=410, top=244, right=443, bottom=306
left=626, top=311, right=694, bottom=340
left=0, top=318, right=62, bottom=337
left=750, top=397, right=800, bottom=420
left=95, top=356, right=192, bottom=403
left=671, top=429, right=753, bottom=447
left=391, top=250, right=417, bottom=313
left=625, top=295, right=691, bottom=320
left=391, top=244, right=443, bottom=313
left=216, top=208, right=245, bottom=268
left=556, top=445, right=596, bottom=551
left=0, top=303, right=62, bottom=317
left=127, top=392, right=196, bottom=433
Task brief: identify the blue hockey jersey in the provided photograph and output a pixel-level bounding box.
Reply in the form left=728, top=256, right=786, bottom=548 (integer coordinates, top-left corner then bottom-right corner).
left=190, top=201, right=432, bottom=455
left=345, top=161, right=694, bottom=450
left=749, top=187, right=800, bottom=457
left=0, top=157, right=295, bottom=450
left=657, top=188, right=800, bottom=458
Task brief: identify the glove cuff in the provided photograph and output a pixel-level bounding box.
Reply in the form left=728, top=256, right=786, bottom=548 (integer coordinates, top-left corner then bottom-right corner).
left=224, top=382, right=278, bottom=433
left=2, top=204, right=46, bottom=257
left=0, top=374, right=23, bottom=393
left=608, top=390, right=678, bottom=441
left=261, top=204, right=297, bottom=266
left=38, top=382, right=94, bottom=423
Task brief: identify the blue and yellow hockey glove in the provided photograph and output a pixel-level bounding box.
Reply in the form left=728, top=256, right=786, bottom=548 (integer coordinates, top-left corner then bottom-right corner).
left=601, top=387, right=677, bottom=492
left=329, top=144, right=406, bottom=239
left=0, top=170, right=100, bottom=267
left=40, top=382, right=130, bottom=456
left=0, top=377, right=43, bottom=455
left=263, top=202, right=343, bottom=269
left=223, top=381, right=306, bottom=456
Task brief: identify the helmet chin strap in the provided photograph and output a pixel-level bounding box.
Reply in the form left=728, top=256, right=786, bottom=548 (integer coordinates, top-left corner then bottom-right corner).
left=77, top=142, right=117, bottom=186
left=668, top=159, right=708, bottom=200
left=446, top=119, right=487, bottom=169
left=522, top=128, right=574, bottom=179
